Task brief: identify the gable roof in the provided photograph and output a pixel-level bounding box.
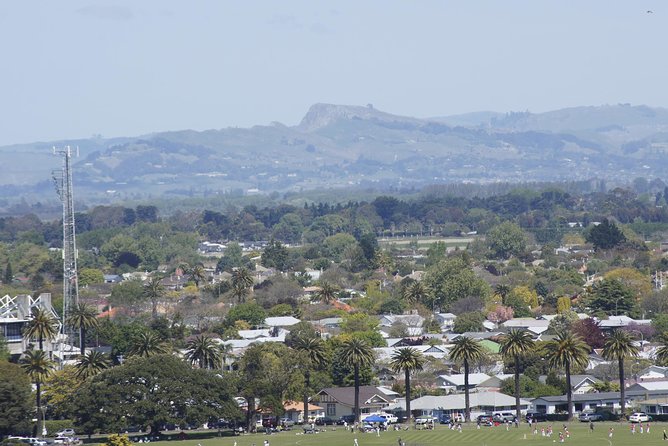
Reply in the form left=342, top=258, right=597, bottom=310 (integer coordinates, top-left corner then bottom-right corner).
left=317, top=386, right=393, bottom=407
left=438, top=373, right=491, bottom=387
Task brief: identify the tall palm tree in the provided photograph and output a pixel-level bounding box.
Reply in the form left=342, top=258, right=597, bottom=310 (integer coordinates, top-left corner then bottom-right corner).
left=232, top=268, right=253, bottom=302
left=499, top=329, right=535, bottom=423
left=339, top=338, right=375, bottom=423
left=292, top=334, right=327, bottom=424
left=20, top=349, right=54, bottom=437
left=67, top=303, right=99, bottom=356
left=402, top=281, right=429, bottom=306
left=24, top=307, right=59, bottom=350
left=390, top=347, right=425, bottom=423
left=449, top=336, right=484, bottom=422
left=545, top=331, right=589, bottom=421
left=127, top=331, right=169, bottom=358
left=314, top=282, right=339, bottom=304
left=185, top=335, right=222, bottom=369
left=143, top=277, right=165, bottom=318
left=74, top=350, right=111, bottom=379
left=602, top=329, right=639, bottom=416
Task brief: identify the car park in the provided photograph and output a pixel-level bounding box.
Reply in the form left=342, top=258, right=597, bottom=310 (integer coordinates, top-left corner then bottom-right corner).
left=629, top=412, right=651, bottom=423
left=578, top=412, right=603, bottom=422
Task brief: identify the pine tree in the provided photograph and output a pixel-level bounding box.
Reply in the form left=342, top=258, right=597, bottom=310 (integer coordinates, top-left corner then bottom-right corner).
left=4, top=261, right=12, bottom=284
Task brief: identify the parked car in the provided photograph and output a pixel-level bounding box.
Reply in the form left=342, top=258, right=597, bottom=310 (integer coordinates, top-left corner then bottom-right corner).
left=379, top=413, right=398, bottom=424
left=438, top=414, right=452, bottom=424
left=279, top=418, right=295, bottom=427
left=579, top=412, right=603, bottom=422
left=493, top=412, right=516, bottom=423
left=525, top=412, right=547, bottom=422
left=337, top=415, right=356, bottom=425
left=629, top=412, right=652, bottom=423
left=54, top=437, right=75, bottom=444
left=56, top=430, right=75, bottom=437
left=315, top=417, right=337, bottom=426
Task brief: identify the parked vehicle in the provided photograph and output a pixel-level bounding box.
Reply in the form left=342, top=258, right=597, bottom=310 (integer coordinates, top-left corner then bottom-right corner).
left=315, top=417, right=337, bottom=426
left=56, top=430, right=75, bottom=437
left=578, top=412, right=603, bottom=422
left=279, top=418, right=295, bottom=427
left=629, top=412, right=652, bottom=423
left=525, top=412, right=547, bottom=422
left=378, top=413, right=398, bottom=424
left=54, top=437, right=76, bottom=444
left=493, top=412, right=516, bottom=422
left=336, top=415, right=356, bottom=425
left=438, top=414, right=452, bottom=424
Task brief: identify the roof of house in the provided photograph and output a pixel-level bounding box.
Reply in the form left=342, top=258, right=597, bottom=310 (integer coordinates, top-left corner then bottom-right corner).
left=317, top=386, right=394, bottom=408
left=438, top=373, right=491, bottom=387
left=628, top=381, right=668, bottom=391
left=479, top=339, right=500, bottom=354
left=264, top=316, right=301, bottom=327
left=386, top=391, right=530, bottom=411
left=283, top=401, right=323, bottom=411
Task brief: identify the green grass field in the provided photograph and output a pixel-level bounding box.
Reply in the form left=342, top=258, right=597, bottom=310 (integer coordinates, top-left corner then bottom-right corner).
left=140, top=422, right=668, bottom=446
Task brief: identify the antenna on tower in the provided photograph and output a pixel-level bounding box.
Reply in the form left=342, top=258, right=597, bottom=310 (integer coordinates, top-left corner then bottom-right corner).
left=53, top=146, right=79, bottom=353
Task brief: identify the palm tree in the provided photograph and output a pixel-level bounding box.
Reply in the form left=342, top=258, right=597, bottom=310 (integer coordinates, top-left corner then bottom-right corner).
left=494, top=284, right=511, bottom=304
left=314, top=282, right=339, bottom=304
left=402, top=281, right=429, bottom=306
left=499, top=329, right=535, bottom=423
left=75, top=350, right=111, bottom=379
left=127, top=331, right=169, bottom=357
left=232, top=268, right=253, bottom=302
left=449, top=336, right=484, bottom=422
left=292, top=334, right=327, bottom=424
left=339, top=338, right=375, bottom=423
left=602, top=329, right=639, bottom=416
left=20, top=349, right=54, bottom=437
left=143, top=277, right=165, bottom=318
left=656, top=332, right=668, bottom=365
left=24, top=307, right=59, bottom=350
left=67, top=303, right=98, bottom=356
left=185, top=335, right=222, bottom=369
left=184, top=263, right=207, bottom=289
left=545, top=331, right=589, bottom=421
left=390, top=347, right=425, bottom=423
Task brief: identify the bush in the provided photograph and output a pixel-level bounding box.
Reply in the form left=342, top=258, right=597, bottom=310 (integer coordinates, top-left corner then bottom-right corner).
left=45, top=420, right=75, bottom=436
left=545, top=414, right=569, bottom=422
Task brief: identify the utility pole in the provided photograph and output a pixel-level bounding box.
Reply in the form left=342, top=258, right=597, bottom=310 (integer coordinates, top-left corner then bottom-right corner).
left=53, top=146, right=79, bottom=348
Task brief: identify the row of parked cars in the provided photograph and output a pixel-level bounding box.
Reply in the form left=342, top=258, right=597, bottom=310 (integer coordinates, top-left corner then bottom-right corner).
left=7, top=431, right=79, bottom=446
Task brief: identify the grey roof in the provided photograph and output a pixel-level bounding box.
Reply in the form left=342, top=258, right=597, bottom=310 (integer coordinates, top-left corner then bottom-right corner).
left=317, top=386, right=393, bottom=408
left=533, top=388, right=668, bottom=404
left=386, top=392, right=530, bottom=411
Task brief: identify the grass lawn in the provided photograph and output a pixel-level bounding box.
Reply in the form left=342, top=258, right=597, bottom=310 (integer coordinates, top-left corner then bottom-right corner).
left=132, top=422, right=668, bottom=446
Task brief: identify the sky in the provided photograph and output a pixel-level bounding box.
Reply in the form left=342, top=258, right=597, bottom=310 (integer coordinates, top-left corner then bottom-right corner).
left=0, top=0, right=666, bottom=146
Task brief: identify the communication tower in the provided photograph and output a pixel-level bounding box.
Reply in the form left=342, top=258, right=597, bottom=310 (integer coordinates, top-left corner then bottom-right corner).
left=53, top=146, right=79, bottom=346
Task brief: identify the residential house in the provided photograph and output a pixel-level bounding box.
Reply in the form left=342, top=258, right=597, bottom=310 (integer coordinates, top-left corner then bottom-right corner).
left=597, top=315, right=652, bottom=331
left=637, top=366, right=668, bottom=380
left=312, top=386, right=399, bottom=418
left=264, top=316, right=301, bottom=328
left=531, top=388, right=668, bottom=414
left=434, top=313, right=457, bottom=332
left=385, top=391, right=530, bottom=420
left=374, top=344, right=450, bottom=362
left=501, top=318, right=550, bottom=335
left=538, top=375, right=600, bottom=394
left=282, top=401, right=325, bottom=423
left=478, top=374, right=514, bottom=392
left=378, top=313, right=425, bottom=337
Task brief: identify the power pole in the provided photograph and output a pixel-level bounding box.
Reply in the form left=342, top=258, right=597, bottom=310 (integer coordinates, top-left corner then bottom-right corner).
left=53, top=146, right=79, bottom=347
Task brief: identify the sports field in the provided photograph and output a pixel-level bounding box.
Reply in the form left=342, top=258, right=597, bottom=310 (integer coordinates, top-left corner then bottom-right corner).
left=140, top=422, right=668, bottom=446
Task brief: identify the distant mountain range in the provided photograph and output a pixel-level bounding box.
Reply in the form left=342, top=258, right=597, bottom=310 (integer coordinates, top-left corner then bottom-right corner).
left=2, top=103, right=668, bottom=203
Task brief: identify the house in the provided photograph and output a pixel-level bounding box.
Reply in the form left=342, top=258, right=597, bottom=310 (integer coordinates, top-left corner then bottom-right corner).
left=437, top=373, right=491, bottom=392
left=103, top=274, right=122, bottom=284
left=501, top=318, right=550, bottom=335
left=638, top=398, right=668, bottom=415
left=374, top=344, right=450, bottom=362
left=385, top=391, right=530, bottom=420
left=312, top=386, right=398, bottom=418
left=627, top=381, right=668, bottom=392
left=434, top=313, right=457, bottom=332
left=282, top=401, right=325, bottom=423
left=378, top=313, right=425, bottom=336
left=637, top=366, right=668, bottom=380
left=478, top=374, right=514, bottom=391
left=597, top=315, right=652, bottom=330
left=531, top=388, right=668, bottom=414
left=538, top=375, right=600, bottom=394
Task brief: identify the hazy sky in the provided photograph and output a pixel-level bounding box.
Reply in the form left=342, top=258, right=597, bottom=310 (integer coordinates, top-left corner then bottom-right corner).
left=0, top=1, right=665, bottom=146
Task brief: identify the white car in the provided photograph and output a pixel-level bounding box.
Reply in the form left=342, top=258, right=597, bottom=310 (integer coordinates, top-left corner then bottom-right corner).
left=54, top=437, right=75, bottom=444
left=379, top=413, right=398, bottom=424
left=628, top=412, right=651, bottom=423
left=56, top=430, right=76, bottom=437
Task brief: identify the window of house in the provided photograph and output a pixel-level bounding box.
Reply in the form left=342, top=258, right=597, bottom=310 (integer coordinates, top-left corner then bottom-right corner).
left=327, top=403, right=336, bottom=416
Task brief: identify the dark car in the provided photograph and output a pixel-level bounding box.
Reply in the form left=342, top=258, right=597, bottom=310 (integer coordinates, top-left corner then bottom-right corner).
left=336, top=415, right=356, bottom=425
left=477, top=414, right=493, bottom=424
left=438, top=414, right=452, bottom=424
left=525, top=412, right=547, bottom=422
left=315, top=417, right=337, bottom=426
